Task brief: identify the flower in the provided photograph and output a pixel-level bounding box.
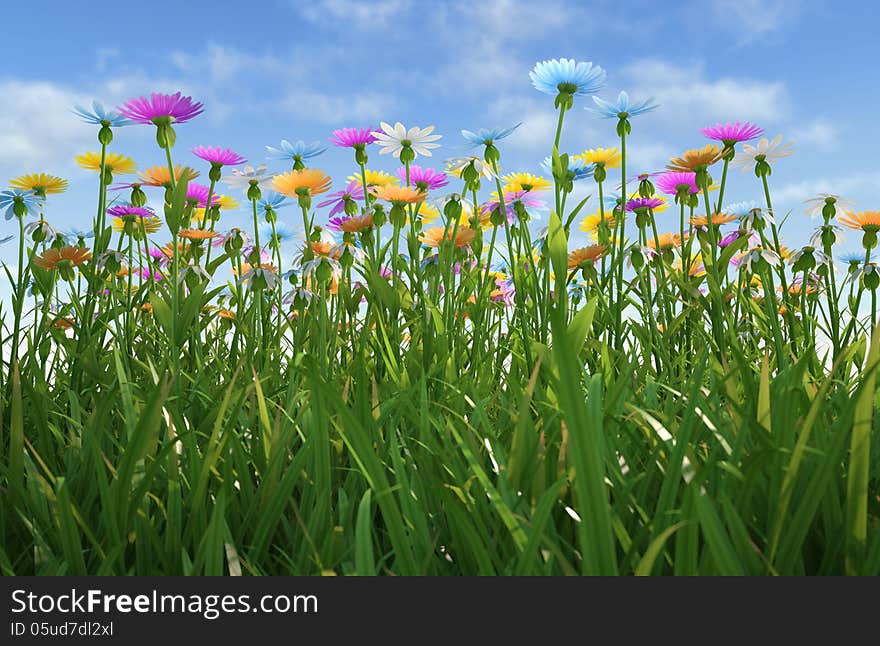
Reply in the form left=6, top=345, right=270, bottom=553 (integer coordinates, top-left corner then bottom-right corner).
left=272, top=169, right=332, bottom=198
left=655, top=171, right=699, bottom=196
left=739, top=247, right=782, bottom=272
left=502, top=172, right=551, bottom=193
left=317, top=180, right=365, bottom=217
left=10, top=173, right=68, bottom=196
left=419, top=226, right=475, bottom=248
left=327, top=212, right=374, bottom=233
left=725, top=200, right=762, bottom=217
left=839, top=251, right=872, bottom=266
left=24, top=220, right=57, bottom=242
left=75, top=151, right=137, bottom=174
left=397, top=165, right=449, bottom=191
left=626, top=197, right=665, bottom=212
left=266, top=139, right=327, bottom=163
left=329, top=127, right=379, bottom=147
left=589, top=91, right=658, bottom=119
left=446, top=157, right=496, bottom=180
left=112, top=216, right=162, bottom=234
left=369, top=185, right=425, bottom=204
left=529, top=58, right=606, bottom=97
left=117, top=92, right=204, bottom=125
left=701, top=121, right=764, bottom=144
left=138, top=164, right=200, bottom=186
left=0, top=189, right=42, bottom=220
left=179, top=228, right=220, bottom=240
left=107, top=205, right=154, bottom=219
left=374, top=122, right=442, bottom=159
left=690, top=212, right=738, bottom=228
left=191, top=145, right=247, bottom=167
left=540, top=156, right=594, bottom=181
left=461, top=124, right=521, bottom=146
left=71, top=101, right=133, bottom=127
left=347, top=169, right=400, bottom=187
left=32, top=246, right=92, bottom=271
left=194, top=194, right=239, bottom=221
left=224, top=165, right=274, bottom=191
left=666, top=145, right=723, bottom=171
left=646, top=233, right=684, bottom=251
left=482, top=190, right=546, bottom=224
left=574, top=147, right=621, bottom=169
left=185, top=182, right=221, bottom=208
left=732, top=135, right=795, bottom=170
left=579, top=211, right=616, bottom=233
left=258, top=191, right=293, bottom=212
left=568, top=245, right=606, bottom=269
left=839, top=210, right=880, bottom=232
left=804, top=194, right=857, bottom=219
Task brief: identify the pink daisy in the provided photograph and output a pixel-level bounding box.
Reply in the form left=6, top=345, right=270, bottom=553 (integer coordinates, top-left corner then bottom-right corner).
left=397, top=165, right=449, bottom=191
left=655, top=171, right=699, bottom=196
left=192, top=145, right=247, bottom=167
left=317, top=180, right=365, bottom=217
left=117, top=92, right=204, bottom=125
left=185, top=183, right=221, bottom=208
left=701, top=121, right=764, bottom=144
left=329, top=127, right=379, bottom=147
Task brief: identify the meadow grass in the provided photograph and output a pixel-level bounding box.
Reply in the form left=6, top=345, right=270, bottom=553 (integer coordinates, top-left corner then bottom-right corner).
left=0, top=67, right=878, bottom=575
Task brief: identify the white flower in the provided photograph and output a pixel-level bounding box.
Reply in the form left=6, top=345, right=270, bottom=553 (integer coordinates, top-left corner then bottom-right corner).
left=741, top=247, right=781, bottom=272
left=732, top=135, right=795, bottom=170
left=223, top=164, right=273, bottom=191
left=24, top=220, right=57, bottom=242
left=178, top=263, right=212, bottom=283
left=240, top=265, right=279, bottom=290
left=845, top=262, right=880, bottom=287
left=330, top=242, right=365, bottom=264
left=445, top=156, right=496, bottom=179
left=803, top=193, right=856, bottom=219
left=374, top=122, right=442, bottom=158
left=809, top=224, right=845, bottom=247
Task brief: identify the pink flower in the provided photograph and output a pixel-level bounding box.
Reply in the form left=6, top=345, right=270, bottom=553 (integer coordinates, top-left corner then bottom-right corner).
left=701, top=121, right=763, bottom=144
left=185, top=183, right=221, bottom=208
left=397, top=165, right=449, bottom=191
left=329, top=127, right=379, bottom=147
left=626, top=197, right=664, bottom=212
left=192, top=145, right=247, bottom=167
left=318, top=180, right=365, bottom=217
left=117, top=92, right=204, bottom=124
left=655, top=171, right=699, bottom=196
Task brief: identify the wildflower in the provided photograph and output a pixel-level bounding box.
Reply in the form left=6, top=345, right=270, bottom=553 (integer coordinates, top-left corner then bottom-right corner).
left=0, top=189, right=42, bottom=220
left=266, top=140, right=327, bottom=168
left=374, top=122, right=442, bottom=161
left=845, top=261, right=880, bottom=288
left=258, top=191, right=293, bottom=213
left=810, top=223, right=845, bottom=248
left=58, top=228, right=95, bottom=244
left=107, top=205, right=154, bottom=219
left=330, top=127, right=379, bottom=148
left=419, top=226, right=476, bottom=249
left=701, top=122, right=764, bottom=147
left=347, top=169, right=400, bottom=187
left=10, top=173, right=68, bottom=197
left=24, top=220, right=56, bottom=243
left=839, top=210, right=880, bottom=249
left=502, top=172, right=551, bottom=193
left=567, top=245, right=606, bottom=269
left=540, top=156, right=594, bottom=182
left=734, top=205, right=775, bottom=229
left=32, top=246, right=92, bottom=278
left=530, top=58, right=606, bottom=108
left=397, top=165, right=449, bottom=191
left=740, top=246, right=782, bottom=272
left=732, top=135, right=794, bottom=176
left=574, top=147, right=622, bottom=169
left=112, top=216, right=162, bottom=235
left=666, top=145, right=723, bottom=172
left=483, top=190, right=545, bottom=224
left=579, top=211, right=616, bottom=233
left=179, top=228, right=220, bottom=240
left=446, top=157, right=496, bottom=180
left=72, top=101, right=133, bottom=127
left=655, top=171, right=699, bottom=198
left=315, top=180, right=364, bottom=217
left=261, top=222, right=300, bottom=248
left=461, top=124, right=521, bottom=147
left=215, top=228, right=251, bottom=252
left=194, top=194, right=239, bottom=222
left=327, top=212, right=374, bottom=233
left=369, top=185, right=425, bottom=205
left=192, top=145, right=247, bottom=168
left=75, top=151, right=137, bottom=175
left=589, top=91, right=658, bottom=119
left=224, top=165, right=275, bottom=194
left=804, top=194, right=856, bottom=220
left=118, top=92, right=204, bottom=148
left=272, top=169, right=333, bottom=208
left=138, top=164, right=200, bottom=187
left=690, top=212, right=738, bottom=228
left=788, top=246, right=831, bottom=272
left=646, top=233, right=684, bottom=252
left=626, top=197, right=666, bottom=212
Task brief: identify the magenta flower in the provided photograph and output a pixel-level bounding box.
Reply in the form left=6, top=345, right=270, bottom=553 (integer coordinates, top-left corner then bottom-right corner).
left=107, top=205, right=154, bottom=218
left=483, top=190, right=545, bottom=224
left=148, top=246, right=169, bottom=265
left=118, top=92, right=204, bottom=125
left=318, top=180, right=365, bottom=218
left=397, top=165, right=449, bottom=191
left=701, top=121, right=764, bottom=144
left=655, top=171, right=699, bottom=196
left=192, top=145, right=247, bottom=167
left=330, top=127, right=379, bottom=147
left=139, top=268, right=164, bottom=282
left=626, top=197, right=665, bottom=212
left=185, top=183, right=221, bottom=208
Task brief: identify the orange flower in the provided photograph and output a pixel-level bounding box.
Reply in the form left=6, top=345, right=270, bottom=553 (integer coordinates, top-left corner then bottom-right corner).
left=272, top=169, right=332, bottom=197
left=179, top=228, right=220, bottom=240
left=689, top=212, right=738, bottom=227
left=336, top=212, right=374, bottom=233
left=369, top=185, right=425, bottom=204
left=646, top=233, right=684, bottom=251
left=50, top=317, right=74, bottom=330
left=667, top=145, right=722, bottom=172
left=419, top=226, right=476, bottom=248
left=138, top=164, right=199, bottom=186
left=839, top=210, right=880, bottom=232
left=567, top=245, right=606, bottom=269
left=218, top=309, right=236, bottom=320
left=32, top=246, right=92, bottom=271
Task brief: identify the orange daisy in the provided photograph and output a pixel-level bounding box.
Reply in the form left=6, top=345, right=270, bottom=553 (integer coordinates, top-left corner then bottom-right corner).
left=272, top=169, right=332, bottom=197
left=666, top=145, right=723, bottom=172
left=567, top=245, right=606, bottom=270
left=179, top=228, right=220, bottom=240
left=646, top=233, right=684, bottom=251
left=369, top=185, right=425, bottom=204
left=138, top=164, right=200, bottom=187
left=32, top=246, right=92, bottom=271
left=419, top=226, right=476, bottom=248
left=839, top=210, right=880, bottom=232
left=689, top=212, right=738, bottom=227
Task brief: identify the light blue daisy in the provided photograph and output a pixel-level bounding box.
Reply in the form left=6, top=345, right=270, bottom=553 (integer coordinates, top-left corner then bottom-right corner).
left=266, top=139, right=327, bottom=162
left=461, top=123, right=521, bottom=147
left=530, top=58, right=606, bottom=97
left=258, top=191, right=294, bottom=213
left=0, top=189, right=43, bottom=220
left=541, top=156, right=595, bottom=181
left=589, top=91, right=659, bottom=119
left=71, top=101, right=133, bottom=127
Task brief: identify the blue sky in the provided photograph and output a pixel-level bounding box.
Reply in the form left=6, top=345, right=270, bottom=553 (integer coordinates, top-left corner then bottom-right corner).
left=1, top=0, right=877, bottom=277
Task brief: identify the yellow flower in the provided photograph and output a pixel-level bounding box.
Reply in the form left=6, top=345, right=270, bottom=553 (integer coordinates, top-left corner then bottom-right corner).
left=567, top=245, right=606, bottom=269
left=194, top=194, right=238, bottom=222
left=10, top=173, right=68, bottom=195
left=273, top=169, right=332, bottom=197
left=75, top=151, right=137, bottom=175
left=579, top=211, right=616, bottom=232
left=112, top=216, right=162, bottom=235
left=138, top=164, right=200, bottom=187
left=502, top=172, right=551, bottom=193
left=666, top=145, right=722, bottom=172
left=690, top=212, right=738, bottom=227
left=419, top=226, right=476, bottom=248
left=574, top=147, right=621, bottom=169
left=347, top=169, right=399, bottom=187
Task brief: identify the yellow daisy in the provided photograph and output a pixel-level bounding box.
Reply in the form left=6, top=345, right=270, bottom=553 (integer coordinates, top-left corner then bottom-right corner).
left=347, top=169, right=399, bottom=187
left=579, top=211, right=616, bottom=233
left=502, top=172, right=551, bottom=193
left=574, top=147, right=622, bottom=169
left=111, top=216, right=162, bottom=235
left=10, top=173, right=68, bottom=195
left=419, top=226, right=476, bottom=248
left=75, top=151, right=137, bottom=175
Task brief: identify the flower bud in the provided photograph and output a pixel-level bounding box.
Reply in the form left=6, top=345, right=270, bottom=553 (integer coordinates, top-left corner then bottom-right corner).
left=247, top=182, right=262, bottom=202
left=130, top=184, right=147, bottom=207
left=209, top=163, right=222, bottom=183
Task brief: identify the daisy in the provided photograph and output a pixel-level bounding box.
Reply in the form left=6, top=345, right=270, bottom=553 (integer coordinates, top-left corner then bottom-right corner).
left=191, top=145, right=247, bottom=167
left=460, top=124, right=521, bottom=147
left=567, top=245, right=606, bottom=269
left=374, top=122, right=442, bottom=159
left=138, top=164, right=200, bottom=187
left=317, top=180, right=365, bottom=217
left=397, top=165, right=449, bottom=191
left=589, top=91, right=658, bottom=119
left=76, top=151, right=137, bottom=175
left=71, top=101, right=133, bottom=127
left=118, top=92, right=204, bottom=125
left=626, top=197, right=665, bottom=212
left=530, top=58, right=606, bottom=98
left=369, top=185, right=425, bottom=205
left=347, top=169, right=400, bottom=187
left=666, top=145, right=722, bottom=172
left=804, top=194, right=856, bottom=219
left=179, top=228, right=220, bottom=241
left=224, top=165, right=274, bottom=192
left=732, top=135, right=795, bottom=171
left=0, top=189, right=42, bottom=220
left=839, top=210, right=880, bottom=232
left=646, top=233, right=684, bottom=252
left=701, top=122, right=764, bottom=145
left=579, top=211, right=616, bottom=233
left=32, top=246, right=92, bottom=274
left=655, top=171, right=699, bottom=197
left=327, top=212, right=374, bottom=233
left=690, top=212, right=738, bottom=228
left=266, top=139, right=327, bottom=164
left=112, top=216, right=162, bottom=235
left=419, top=226, right=476, bottom=249
left=24, top=220, right=56, bottom=243
left=446, top=157, right=496, bottom=180
left=540, top=156, right=594, bottom=182
left=272, top=169, right=333, bottom=198
left=10, top=173, right=68, bottom=197
left=502, top=172, right=551, bottom=193
left=739, top=247, right=782, bottom=272
left=329, top=127, right=379, bottom=148
left=574, top=147, right=621, bottom=169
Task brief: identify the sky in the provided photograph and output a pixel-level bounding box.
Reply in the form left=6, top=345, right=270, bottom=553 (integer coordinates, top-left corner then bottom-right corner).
left=1, top=0, right=878, bottom=289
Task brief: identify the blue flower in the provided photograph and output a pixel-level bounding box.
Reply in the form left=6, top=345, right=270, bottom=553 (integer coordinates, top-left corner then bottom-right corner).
left=725, top=200, right=761, bottom=217
left=59, top=228, right=95, bottom=243
left=541, top=156, right=595, bottom=181
left=266, top=139, right=327, bottom=162
left=71, top=101, right=133, bottom=127
left=258, top=191, right=293, bottom=212
left=0, top=234, right=14, bottom=245
left=839, top=251, right=872, bottom=265
left=261, top=222, right=300, bottom=244
left=461, top=123, right=521, bottom=147
left=530, top=58, right=606, bottom=97
left=0, top=189, right=43, bottom=220
left=589, top=91, right=659, bottom=119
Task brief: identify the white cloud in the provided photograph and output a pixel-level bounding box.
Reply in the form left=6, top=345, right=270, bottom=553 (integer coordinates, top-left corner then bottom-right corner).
left=710, top=0, right=800, bottom=37
left=279, top=89, right=391, bottom=124
left=792, top=119, right=838, bottom=148
left=624, top=59, right=790, bottom=125
left=771, top=172, right=880, bottom=206
left=299, top=0, right=410, bottom=25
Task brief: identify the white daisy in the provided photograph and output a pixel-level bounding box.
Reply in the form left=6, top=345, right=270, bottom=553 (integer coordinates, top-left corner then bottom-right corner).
left=223, top=164, right=274, bottom=191
left=732, top=135, right=795, bottom=171
left=374, top=122, right=442, bottom=159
